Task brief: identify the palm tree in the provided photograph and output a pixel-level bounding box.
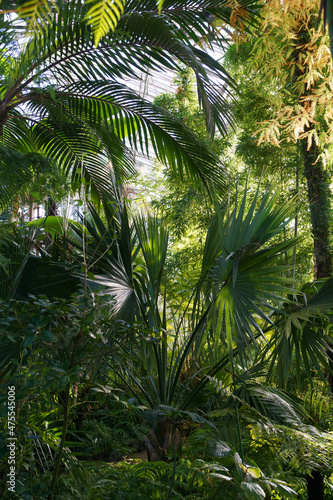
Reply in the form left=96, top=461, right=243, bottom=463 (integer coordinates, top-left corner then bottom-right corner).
left=2, top=178, right=333, bottom=494
left=64, top=182, right=316, bottom=459
left=0, top=0, right=260, bottom=212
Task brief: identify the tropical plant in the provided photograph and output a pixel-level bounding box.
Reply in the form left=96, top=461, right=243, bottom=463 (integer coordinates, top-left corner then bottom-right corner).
left=236, top=0, right=333, bottom=280
left=1, top=0, right=126, bottom=47
left=0, top=0, right=261, bottom=214
left=264, top=278, right=333, bottom=389
left=4, top=0, right=158, bottom=47
left=4, top=2, right=333, bottom=500
left=66, top=182, right=307, bottom=458
left=0, top=293, right=128, bottom=498
left=2, top=178, right=333, bottom=498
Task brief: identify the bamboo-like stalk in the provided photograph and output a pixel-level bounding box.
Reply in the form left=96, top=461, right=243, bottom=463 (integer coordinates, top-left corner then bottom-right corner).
left=49, top=382, right=70, bottom=499
left=292, top=162, right=299, bottom=289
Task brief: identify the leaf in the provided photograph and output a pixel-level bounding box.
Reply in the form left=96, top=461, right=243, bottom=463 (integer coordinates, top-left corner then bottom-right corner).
left=240, top=482, right=266, bottom=500
left=210, top=473, right=232, bottom=481
left=157, top=0, right=165, bottom=15
left=51, top=366, right=66, bottom=374
left=17, top=0, right=57, bottom=34
left=23, top=335, right=35, bottom=348
left=196, top=179, right=299, bottom=363
left=60, top=375, right=70, bottom=386
left=233, top=452, right=244, bottom=477
left=206, top=439, right=233, bottom=458
left=85, top=0, right=125, bottom=46
left=41, top=330, right=53, bottom=342
left=264, top=479, right=297, bottom=497
left=247, top=467, right=262, bottom=479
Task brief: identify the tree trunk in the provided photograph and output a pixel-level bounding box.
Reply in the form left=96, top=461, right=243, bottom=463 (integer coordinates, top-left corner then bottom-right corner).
left=301, top=134, right=333, bottom=371
left=301, top=135, right=331, bottom=280
left=47, top=196, right=58, bottom=216
left=301, top=135, right=331, bottom=500
left=295, top=16, right=332, bottom=282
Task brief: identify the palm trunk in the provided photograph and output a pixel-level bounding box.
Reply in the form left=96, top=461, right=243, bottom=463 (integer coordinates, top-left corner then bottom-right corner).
left=301, top=133, right=333, bottom=385
left=47, top=196, right=58, bottom=216
left=294, top=14, right=332, bottom=497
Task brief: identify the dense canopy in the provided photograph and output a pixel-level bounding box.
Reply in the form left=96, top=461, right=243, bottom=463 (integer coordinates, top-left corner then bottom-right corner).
left=0, top=2, right=333, bottom=500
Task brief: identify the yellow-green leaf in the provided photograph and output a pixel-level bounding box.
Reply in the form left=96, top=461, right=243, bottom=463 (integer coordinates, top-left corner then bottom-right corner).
left=85, top=0, right=126, bottom=46
left=17, top=0, right=57, bottom=34
left=157, top=0, right=165, bottom=15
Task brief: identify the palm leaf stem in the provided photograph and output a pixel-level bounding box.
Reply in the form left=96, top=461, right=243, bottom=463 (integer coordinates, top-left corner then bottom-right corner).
left=109, top=361, right=154, bottom=407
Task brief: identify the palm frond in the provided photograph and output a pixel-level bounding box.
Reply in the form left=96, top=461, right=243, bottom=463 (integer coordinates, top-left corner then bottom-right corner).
left=16, top=0, right=57, bottom=35
left=55, top=81, right=224, bottom=192
left=69, top=199, right=144, bottom=322
left=0, top=0, right=255, bottom=199
left=265, top=279, right=333, bottom=388
left=193, top=180, right=299, bottom=363
left=85, top=0, right=126, bottom=45
left=12, top=3, right=236, bottom=138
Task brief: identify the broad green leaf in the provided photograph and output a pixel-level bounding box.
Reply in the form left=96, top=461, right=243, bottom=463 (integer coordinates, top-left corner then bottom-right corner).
left=240, top=482, right=265, bottom=500
left=60, top=375, right=70, bottom=386
left=41, top=330, right=53, bottom=342
left=23, top=335, right=35, bottom=348
left=206, top=439, right=233, bottom=458
left=247, top=467, right=262, bottom=479
left=210, top=473, right=232, bottom=481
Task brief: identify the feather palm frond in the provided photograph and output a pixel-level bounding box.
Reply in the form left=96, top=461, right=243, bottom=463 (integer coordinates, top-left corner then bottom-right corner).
left=15, top=0, right=57, bottom=35
left=85, top=0, right=126, bottom=45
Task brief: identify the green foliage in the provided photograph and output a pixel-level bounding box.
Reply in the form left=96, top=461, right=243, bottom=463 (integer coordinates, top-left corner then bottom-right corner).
left=0, top=294, right=116, bottom=495
left=85, top=0, right=126, bottom=45
left=14, top=0, right=56, bottom=35
left=2, top=172, right=333, bottom=498
left=224, top=41, right=314, bottom=285
left=142, top=67, right=227, bottom=299
left=303, top=384, right=333, bottom=430
left=264, top=278, right=333, bottom=388
left=1, top=4, right=333, bottom=497
left=0, top=223, right=80, bottom=300
left=152, top=67, right=225, bottom=230
left=0, top=145, right=66, bottom=211
left=48, top=459, right=219, bottom=499
left=0, top=0, right=261, bottom=209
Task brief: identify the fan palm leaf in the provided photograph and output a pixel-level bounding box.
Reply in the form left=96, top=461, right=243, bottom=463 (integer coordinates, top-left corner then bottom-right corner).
left=68, top=193, right=145, bottom=322
left=193, top=180, right=299, bottom=365
left=76, top=182, right=300, bottom=415
left=265, top=278, right=333, bottom=387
